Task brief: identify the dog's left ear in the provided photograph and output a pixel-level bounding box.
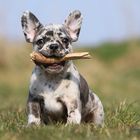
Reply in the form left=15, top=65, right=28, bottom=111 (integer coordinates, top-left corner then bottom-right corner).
left=64, top=10, right=83, bottom=42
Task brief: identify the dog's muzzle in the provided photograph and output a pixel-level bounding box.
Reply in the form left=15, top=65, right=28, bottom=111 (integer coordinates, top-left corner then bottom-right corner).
left=36, top=43, right=69, bottom=73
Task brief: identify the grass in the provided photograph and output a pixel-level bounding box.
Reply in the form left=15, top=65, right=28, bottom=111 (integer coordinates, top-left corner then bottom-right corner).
left=0, top=102, right=139, bottom=140
left=0, top=40, right=140, bottom=140
left=91, top=42, right=128, bottom=62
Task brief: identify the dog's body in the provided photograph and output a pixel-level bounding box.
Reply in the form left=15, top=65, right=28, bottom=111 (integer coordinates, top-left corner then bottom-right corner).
left=21, top=10, right=104, bottom=126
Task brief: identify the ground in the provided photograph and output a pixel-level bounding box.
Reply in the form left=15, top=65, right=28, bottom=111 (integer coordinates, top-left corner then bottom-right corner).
left=0, top=40, right=140, bottom=140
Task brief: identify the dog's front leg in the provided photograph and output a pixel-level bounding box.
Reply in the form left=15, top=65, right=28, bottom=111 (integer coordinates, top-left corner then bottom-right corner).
left=67, top=101, right=81, bottom=124
left=62, top=97, right=81, bottom=124
left=27, top=100, right=41, bottom=126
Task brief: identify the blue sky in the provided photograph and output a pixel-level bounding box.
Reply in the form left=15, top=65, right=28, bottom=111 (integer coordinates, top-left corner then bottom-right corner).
left=0, top=0, right=140, bottom=44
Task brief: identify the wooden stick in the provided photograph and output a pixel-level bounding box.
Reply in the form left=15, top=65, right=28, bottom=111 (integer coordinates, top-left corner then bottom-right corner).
left=30, top=51, right=92, bottom=64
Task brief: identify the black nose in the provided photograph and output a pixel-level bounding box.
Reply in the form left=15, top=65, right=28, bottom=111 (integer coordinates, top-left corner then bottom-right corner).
left=49, top=44, right=59, bottom=51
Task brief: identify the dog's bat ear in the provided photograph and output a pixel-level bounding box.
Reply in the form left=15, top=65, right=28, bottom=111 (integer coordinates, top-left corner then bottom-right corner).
left=64, top=10, right=83, bottom=42
left=21, top=11, right=43, bottom=43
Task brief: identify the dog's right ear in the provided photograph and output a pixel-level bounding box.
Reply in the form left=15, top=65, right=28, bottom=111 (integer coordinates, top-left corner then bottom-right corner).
left=21, top=11, right=43, bottom=43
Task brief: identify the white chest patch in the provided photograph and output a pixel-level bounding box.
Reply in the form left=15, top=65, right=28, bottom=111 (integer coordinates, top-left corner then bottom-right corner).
left=42, top=94, right=63, bottom=113
left=40, top=79, right=79, bottom=114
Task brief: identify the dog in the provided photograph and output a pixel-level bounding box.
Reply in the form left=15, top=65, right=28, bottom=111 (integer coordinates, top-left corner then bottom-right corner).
left=21, top=10, right=104, bottom=126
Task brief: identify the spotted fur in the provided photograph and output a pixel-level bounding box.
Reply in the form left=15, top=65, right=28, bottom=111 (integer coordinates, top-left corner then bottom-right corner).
left=21, top=10, right=104, bottom=126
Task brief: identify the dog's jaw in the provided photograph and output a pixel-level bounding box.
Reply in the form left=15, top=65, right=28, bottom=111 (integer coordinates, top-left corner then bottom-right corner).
left=43, top=61, right=66, bottom=74
left=36, top=60, right=72, bottom=75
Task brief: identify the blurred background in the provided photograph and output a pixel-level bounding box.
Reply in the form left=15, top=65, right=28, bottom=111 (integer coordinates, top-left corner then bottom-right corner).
left=0, top=0, right=140, bottom=112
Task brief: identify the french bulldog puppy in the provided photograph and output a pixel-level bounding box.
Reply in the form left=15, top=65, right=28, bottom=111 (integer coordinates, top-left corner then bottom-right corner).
left=21, top=10, right=104, bottom=126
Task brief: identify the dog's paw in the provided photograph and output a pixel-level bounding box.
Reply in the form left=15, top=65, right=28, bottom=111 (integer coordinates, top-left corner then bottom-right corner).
left=28, top=114, right=41, bottom=126
left=26, top=122, right=40, bottom=128
left=67, top=109, right=81, bottom=124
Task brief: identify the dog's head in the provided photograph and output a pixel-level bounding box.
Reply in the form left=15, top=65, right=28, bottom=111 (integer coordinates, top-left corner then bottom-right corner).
left=21, top=10, right=83, bottom=74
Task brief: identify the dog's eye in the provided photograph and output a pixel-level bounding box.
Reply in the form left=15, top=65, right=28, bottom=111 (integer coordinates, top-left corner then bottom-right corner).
left=36, top=39, right=44, bottom=46
left=62, top=38, right=69, bottom=44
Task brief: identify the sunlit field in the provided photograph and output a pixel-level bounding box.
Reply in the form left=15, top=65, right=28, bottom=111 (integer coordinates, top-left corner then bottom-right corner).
left=0, top=40, right=140, bottom=140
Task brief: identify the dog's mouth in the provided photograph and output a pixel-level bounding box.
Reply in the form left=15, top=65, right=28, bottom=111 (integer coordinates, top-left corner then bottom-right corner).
left=35, top=60, right=66, bottom=73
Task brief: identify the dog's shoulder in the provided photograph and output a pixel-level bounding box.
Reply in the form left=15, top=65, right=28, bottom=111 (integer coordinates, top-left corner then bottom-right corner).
left=68, top=64, right=89, bottom=107
left=29, top=66, right=46, bottom=94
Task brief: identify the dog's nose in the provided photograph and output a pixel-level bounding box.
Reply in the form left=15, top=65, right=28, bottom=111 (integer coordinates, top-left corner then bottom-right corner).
left=49, top=44, right=59, bottom=51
